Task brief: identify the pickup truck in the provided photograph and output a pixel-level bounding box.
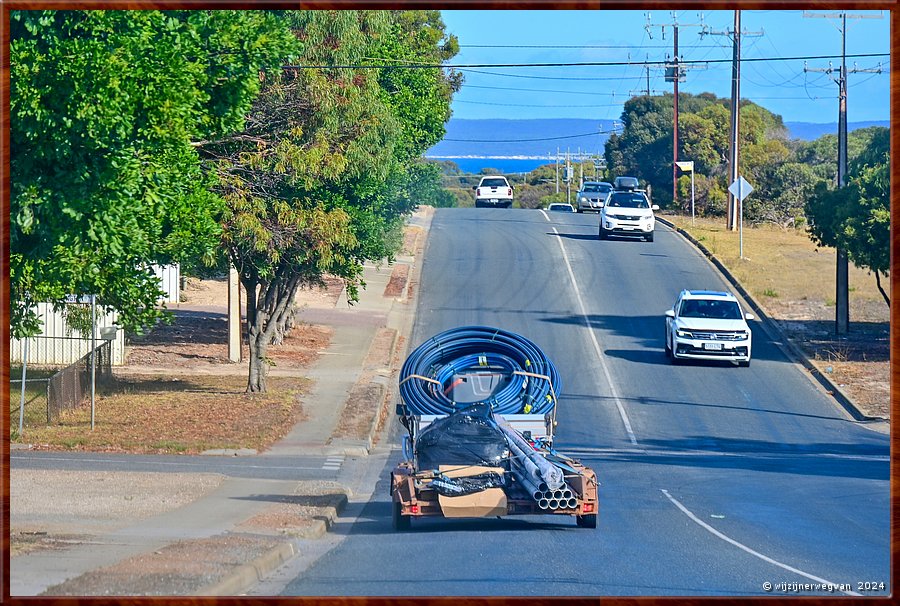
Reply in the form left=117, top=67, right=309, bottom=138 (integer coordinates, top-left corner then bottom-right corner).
left=473, top=176, right=513, bottom=208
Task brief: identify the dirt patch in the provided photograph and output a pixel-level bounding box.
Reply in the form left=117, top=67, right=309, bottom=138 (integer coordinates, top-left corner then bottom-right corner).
left=383, top=263, right=409, bottom=298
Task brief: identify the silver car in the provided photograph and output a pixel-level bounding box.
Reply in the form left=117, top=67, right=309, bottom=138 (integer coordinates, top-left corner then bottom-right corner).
left=576, top=181, right=613, bottom=213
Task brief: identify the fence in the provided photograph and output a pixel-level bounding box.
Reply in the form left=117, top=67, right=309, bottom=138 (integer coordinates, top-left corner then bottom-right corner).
left=10, top=339, right=113, bottom=430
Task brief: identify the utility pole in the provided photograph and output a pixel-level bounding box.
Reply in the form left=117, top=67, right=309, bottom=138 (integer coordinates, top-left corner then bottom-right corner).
left=700, top=13, right=762, bottom=231
left=646, top=12, right=706, bottom=209
left=555, top=147, right=559, bottom=194
left=804, top=10, right=883, bottom=335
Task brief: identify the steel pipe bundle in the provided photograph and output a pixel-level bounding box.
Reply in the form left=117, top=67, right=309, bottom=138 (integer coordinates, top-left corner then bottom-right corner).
left=496, top=414, right=565, bottom=491
left=399, top=326, right=560, bottom=416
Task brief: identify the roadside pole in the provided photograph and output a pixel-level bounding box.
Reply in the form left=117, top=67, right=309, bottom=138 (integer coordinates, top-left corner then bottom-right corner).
left=676, top=161, right=695, bottom=226
left=91, top=294, right=96, bottom=430
left=19, top=338, right=28, bottom=435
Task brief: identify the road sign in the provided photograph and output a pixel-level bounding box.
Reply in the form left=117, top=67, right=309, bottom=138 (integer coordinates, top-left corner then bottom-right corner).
left=728, top=176, right=754, bottom=201
left=675, top=161, right=694, bottom=172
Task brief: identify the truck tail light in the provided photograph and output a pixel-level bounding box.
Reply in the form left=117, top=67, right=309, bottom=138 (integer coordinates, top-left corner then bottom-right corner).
left=583, top=503, right=594, bottom=513
left=507, top=188, right=512, bottom=196
left=410, top=504, right=419, bottom=514
left=476, top=188, right=481, bottom=196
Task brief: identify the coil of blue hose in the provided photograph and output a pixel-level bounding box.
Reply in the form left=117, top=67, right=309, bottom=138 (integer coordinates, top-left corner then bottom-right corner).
left=399, top=326, right=560, bottom=415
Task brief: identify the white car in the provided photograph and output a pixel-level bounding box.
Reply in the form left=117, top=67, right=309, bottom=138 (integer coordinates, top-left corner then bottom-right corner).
left=665, top=290, right=754, bottom=366
left=548, top=202, right=575, bottom=213
left=473, top=176, right=513, bottom=208
left=598, top=190, right=659, bottom=241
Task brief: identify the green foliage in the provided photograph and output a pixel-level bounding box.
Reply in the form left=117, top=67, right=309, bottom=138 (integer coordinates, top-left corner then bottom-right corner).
left=805, top=127, right=889, bottom=304
left=201, top=10, right=459, bottom=391
left=10, top=10, right=297, bottom=337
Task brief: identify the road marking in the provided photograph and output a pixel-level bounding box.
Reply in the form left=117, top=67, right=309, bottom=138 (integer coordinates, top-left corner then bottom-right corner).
left=559, top=447, right=888, bottom=462
left=539, top=209, right=549, bottom=221
left=323, top=456, right=344, bottom=471
left=552, top=226, right=638, bottom=445
left=661, top=489, right=862, bottom=596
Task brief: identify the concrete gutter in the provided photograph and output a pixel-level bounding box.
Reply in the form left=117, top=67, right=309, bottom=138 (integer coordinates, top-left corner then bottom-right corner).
left=657, top=216, right=886, bottom=425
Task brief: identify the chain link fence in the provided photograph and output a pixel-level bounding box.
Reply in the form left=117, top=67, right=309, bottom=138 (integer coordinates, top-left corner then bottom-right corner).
left=10, top=338, right=113, bottom=431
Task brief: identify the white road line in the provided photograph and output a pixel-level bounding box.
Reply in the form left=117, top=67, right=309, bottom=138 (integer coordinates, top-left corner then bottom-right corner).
left=551, top=226, right=638, bottom=445
left=661, top=489, right=862, bottom=596
left=539, top=209, right=549, bottom=221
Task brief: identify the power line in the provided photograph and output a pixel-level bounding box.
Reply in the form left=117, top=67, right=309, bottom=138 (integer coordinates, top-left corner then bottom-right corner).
left=459, top=43, right=722, bottom=49
left=455, top=100, right=623, bottom=108
left=444, top=130, right=618, bottom=143
left=461, top=84, right=625, bottom=97
left=282, top=52, right=887, bottom=71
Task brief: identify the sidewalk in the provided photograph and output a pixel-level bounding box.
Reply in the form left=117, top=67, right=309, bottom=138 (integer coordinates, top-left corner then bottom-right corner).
left=8, top=207, right=433, bottom=597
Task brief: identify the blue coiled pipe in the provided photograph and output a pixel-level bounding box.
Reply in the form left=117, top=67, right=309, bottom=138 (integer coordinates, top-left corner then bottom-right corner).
left=399, top=326, right=560, bottom=415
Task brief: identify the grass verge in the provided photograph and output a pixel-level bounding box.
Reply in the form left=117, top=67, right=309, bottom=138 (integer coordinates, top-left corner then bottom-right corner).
left=12, top=374, right=310, bottom=454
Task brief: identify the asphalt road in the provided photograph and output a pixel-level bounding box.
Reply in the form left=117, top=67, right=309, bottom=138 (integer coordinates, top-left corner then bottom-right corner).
left=279, top=207, right=889, bottom=597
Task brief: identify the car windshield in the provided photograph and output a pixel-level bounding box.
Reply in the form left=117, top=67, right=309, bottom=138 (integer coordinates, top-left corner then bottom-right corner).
left=582, top=184, right=609, bottom=193
left=549, top=204, right=572, bottom=211
left=680, top=299, right=743, bottom=320
left=607, top=193, right=649, bottom=209
left=481, top=178, right=508, bottom=188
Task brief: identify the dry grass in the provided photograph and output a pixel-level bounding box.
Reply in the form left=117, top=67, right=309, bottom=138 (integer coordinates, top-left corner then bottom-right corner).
left=665, top=214, right=890, bottom=419
left=17, top=374, right=310, bottom=454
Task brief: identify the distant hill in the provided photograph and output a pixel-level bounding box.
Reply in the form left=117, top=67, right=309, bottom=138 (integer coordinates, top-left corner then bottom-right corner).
left=426, top=118, right=889, bottom=159
left=784, top=120, right=889, bottom=141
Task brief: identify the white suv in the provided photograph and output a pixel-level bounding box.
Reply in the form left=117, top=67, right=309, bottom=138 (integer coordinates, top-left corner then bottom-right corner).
left=598, top=190, right=659, bottom=242
left=473, top=176, right=513, bottom=208
left=664, top=290, right=754, bottom=366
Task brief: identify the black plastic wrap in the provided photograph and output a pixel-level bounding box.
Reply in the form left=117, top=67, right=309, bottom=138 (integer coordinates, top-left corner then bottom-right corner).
left=415, top=403, right=511, bottom=471
left=430, top=472, right=506, bottom=497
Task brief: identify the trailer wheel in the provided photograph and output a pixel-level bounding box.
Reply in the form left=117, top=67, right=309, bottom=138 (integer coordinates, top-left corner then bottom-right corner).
left=576, top=514, right=597, bottom=529
left=392, top=501, right=411, bottom=531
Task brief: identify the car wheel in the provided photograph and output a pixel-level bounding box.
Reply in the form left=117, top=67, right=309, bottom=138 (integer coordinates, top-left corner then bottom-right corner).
left=645, top=232, right=654, bottom=242
left=598, top=228, right=607, bottom=240
left=576, top=513, right=598, bottom=528
left=738, top=359, right=751, bottom=368
left=576, top=208, right=583, bottom=213
left=664, top=335, right=672, bottom=356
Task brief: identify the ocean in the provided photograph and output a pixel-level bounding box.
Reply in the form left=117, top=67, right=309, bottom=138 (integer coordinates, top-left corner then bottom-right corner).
left=428, top=157, right=556, bottom=175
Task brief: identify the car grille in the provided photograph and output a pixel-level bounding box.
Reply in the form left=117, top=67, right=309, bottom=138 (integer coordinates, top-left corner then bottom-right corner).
left=612, top=215, right=641, bottom=221
left=682, top=330, right=745, bottom=341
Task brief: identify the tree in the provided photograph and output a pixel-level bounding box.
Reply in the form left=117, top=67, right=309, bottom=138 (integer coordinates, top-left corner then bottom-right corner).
left=10, top=10, right=297, bottom=337
left=202, top=10, right=458, bottom=392
left=805, top=127, right=890, bottom=306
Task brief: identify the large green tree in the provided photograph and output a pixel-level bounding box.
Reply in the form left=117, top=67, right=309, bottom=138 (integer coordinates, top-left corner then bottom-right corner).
left=201, top=10, right=459, bottom=392
left=10, top=10, right=297, bottom=337
left=805, top=127, right=890, bottom=306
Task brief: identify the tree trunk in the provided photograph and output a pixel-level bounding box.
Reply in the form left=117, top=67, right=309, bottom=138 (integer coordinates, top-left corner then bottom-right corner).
left=242, top=271, right=301, bottom=393
left=875, top=270, right=890, bottom=308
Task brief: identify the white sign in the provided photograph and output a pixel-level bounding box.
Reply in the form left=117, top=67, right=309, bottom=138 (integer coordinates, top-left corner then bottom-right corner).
left=728, top=176, right=754, bottom=201
left=675, top=161, right=694, bottom=172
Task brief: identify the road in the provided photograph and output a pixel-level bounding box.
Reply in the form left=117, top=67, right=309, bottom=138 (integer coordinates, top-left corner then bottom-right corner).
left=274, top=207, right=890, bottom=597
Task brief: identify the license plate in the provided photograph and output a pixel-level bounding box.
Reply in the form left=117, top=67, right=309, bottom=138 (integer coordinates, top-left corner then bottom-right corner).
left=703, top=342, right=723, bottom=351
left=490, top=199, right=498, bottom=203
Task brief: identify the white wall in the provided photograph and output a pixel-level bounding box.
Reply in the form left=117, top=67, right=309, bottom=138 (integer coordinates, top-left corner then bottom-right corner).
left=9, top=303, right=125, bottom=366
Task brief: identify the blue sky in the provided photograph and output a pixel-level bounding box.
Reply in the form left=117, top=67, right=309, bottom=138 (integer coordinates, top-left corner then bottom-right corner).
left=440, top=9, right=890, bottom=125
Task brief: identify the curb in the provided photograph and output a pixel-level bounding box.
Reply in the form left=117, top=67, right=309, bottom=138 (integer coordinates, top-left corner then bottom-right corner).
left=193, top=493, right=348, bottom=596
left=657, top=216, right=885, bottom=425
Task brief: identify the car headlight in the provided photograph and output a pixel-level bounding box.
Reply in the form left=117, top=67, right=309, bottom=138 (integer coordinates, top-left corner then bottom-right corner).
left=580, top=196, right=587, bottom=202
left=676, top=329, right=691, bottom=338
left=736, top=331, right=749, bottom=340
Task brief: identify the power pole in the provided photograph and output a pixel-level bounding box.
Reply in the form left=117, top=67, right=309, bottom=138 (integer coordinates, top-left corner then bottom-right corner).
left=646, top=12, right=706, bottom=209
left=804, top=10, right=883, bottom=335
left=700, top=13, right=762, bottom=231
left=555, top=147, right=559, bottom=194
